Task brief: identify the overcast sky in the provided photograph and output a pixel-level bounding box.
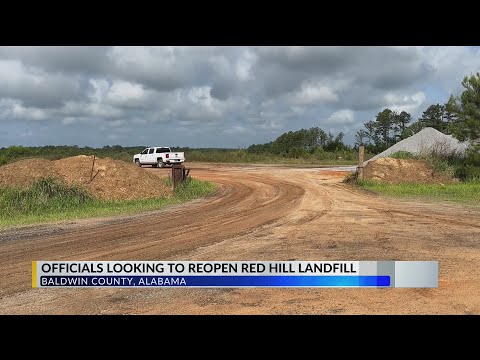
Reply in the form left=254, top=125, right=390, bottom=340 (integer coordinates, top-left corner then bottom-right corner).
left=1, top=46, right=479, bottom=148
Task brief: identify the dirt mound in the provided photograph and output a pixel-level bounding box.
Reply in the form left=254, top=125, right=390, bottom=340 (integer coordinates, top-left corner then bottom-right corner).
left=363, top=158, right=455, bottom=184
left=0, top=156, right=171, bottom=200
left=0, top=159, right=59, bottom=188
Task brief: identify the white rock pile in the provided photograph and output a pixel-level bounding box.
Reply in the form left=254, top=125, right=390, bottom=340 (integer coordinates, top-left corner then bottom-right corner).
left=366, top=127, right=469, bottom=164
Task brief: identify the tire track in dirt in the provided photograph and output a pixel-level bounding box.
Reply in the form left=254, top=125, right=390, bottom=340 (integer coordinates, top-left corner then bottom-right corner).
left=281, top=172, right=335, bottom=226
left=290, top=186, right=334, bottom=225
left=386, top=210, right=480, bottom=229
left=263, top=171, right=336, bottom=259
left=335, top=182, right=480, bottom=230
left=0, top=166, right=304, bottom=298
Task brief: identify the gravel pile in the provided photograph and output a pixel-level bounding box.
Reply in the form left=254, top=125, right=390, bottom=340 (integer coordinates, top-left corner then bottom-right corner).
left=366, top=127, right=468, bottom=164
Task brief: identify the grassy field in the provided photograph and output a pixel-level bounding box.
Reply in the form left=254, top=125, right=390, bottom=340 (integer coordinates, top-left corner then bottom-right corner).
left=0, top=146, right=371, bottom=167
left=184, top=150, right=365, bottom=165
left=2, top=151, right=362, bottom=166
left=0, top=177, right=216, bottom=228
left=355, top=179, right=480, bottom=205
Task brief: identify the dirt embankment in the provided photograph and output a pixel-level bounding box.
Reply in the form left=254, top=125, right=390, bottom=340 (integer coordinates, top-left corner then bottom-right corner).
left=0, top=156, right=171, bottom=200
left=363, top=158, right=455, bottom=184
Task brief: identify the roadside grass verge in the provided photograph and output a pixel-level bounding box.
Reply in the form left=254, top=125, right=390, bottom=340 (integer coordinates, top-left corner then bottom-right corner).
left=355, top=179, right=480, bottom=205
left=0, top=177, right=216, bottom=229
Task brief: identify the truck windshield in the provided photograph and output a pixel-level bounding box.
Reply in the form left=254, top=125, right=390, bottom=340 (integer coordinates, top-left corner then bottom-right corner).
left=156, top=148, right=171, bottom=153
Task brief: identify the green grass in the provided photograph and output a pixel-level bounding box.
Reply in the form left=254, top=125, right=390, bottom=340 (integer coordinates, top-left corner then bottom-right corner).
left=185, top=150, right=366, bottom=165
left=389, top=151, right=416, bottom=159
left=0, top=177, right=216, bottom=229
left=355, top=179, right=480, bottom=205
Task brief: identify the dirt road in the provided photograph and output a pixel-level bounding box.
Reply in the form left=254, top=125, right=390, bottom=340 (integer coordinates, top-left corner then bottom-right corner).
left=0, top=163, right=479, bottom=314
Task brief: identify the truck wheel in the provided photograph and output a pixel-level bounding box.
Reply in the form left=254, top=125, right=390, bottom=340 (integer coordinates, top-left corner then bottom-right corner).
left=135, top=159, right=141, bottom=167
left=158, top=159, right=165, bottom=168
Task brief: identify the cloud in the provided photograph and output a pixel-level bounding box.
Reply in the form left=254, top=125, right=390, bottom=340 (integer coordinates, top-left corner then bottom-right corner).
left=0, top=99, right=49, bottom=121
left=289, top=82, right=339, bottom=105
left=223, top=125, right=253, bottom=135
left=0, top=60, right=82, bottom=108
left=383, top=91, right=426, bottom=115
left=0, top=46, right=111, bottom=75
left=418, top=46, right=480, bottom=94
left=235, top=49, right=257, bottom=81
left=326, top=109, right=355, bottom=125
left=0, top=46, right=479, bottom=147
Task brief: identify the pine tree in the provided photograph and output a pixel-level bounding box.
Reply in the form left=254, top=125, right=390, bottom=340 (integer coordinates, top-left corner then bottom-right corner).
left=448, top=73, right=480, bottom=143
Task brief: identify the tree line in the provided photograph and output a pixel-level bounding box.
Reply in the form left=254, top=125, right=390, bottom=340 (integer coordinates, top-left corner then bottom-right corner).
left=247, top=128, right=351, bottom=158
left=355, top=72, right=480, bottom=153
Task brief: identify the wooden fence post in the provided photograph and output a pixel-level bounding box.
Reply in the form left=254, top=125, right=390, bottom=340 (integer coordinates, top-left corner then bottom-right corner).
left=171, top=164, right=186, bottom=189
left=90, top=155, right=96, bottom=182
left=358, top=145, right=364, bottom=180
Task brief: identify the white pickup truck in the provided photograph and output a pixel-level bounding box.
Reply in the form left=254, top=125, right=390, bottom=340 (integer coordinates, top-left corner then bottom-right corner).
left=133, top=147, right=185, bottom=168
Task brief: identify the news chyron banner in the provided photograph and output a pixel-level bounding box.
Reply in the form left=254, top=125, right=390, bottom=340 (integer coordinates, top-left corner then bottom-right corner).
left=32, top=261, right=438, bottom=288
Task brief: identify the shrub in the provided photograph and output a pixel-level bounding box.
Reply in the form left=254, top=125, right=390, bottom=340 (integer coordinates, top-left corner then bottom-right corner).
left=0, top=178, right=93, bottom=216
left=390, top=151, right=416, bottom=159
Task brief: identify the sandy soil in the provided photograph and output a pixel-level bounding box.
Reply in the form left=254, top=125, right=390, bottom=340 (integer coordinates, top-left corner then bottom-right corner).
left=363, top=157, right=455, bottom=184
left=0, top=163, right=479, bottom=314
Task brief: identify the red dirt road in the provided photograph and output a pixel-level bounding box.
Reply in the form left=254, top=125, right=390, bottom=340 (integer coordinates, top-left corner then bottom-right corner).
left=0, top=163, right=479, bottom=314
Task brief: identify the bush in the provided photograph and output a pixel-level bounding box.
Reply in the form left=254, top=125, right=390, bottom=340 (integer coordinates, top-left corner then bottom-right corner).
left=0, top=178, right=93, bottom=216
left=392, top=145, right=480, bottom=181
left=390, top=151, right=416, bottom=159
left=454, top=148, right=480, bottom=180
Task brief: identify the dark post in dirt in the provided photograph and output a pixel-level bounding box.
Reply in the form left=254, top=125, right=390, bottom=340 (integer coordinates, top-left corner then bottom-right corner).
left=90, top=155, right=96, bottom=182
left=171, top=164, right=186, bottom=189
left=357, top=145, right=364, bottom=180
